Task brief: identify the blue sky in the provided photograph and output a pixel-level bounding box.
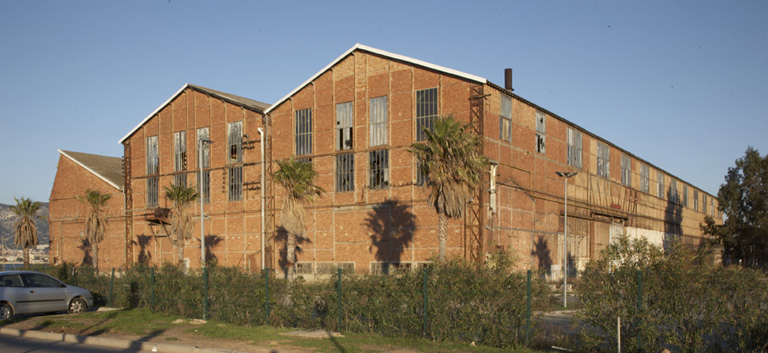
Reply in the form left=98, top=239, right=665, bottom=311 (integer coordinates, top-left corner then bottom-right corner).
left=1, top=1, right=766, bottom=204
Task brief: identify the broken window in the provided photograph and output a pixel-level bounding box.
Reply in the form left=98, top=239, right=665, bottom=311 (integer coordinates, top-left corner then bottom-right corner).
left=228, top=122, right=243, bottom=201
left=597, top=142, right=610, bottom=178
left=336, top=102, right=353, bottom=151
left=369, top=149, right=389, bottom=189
left=146, top=136, right=159, bottom=208
left=174, top=131, right=187, bottom=187
left=370, top=96, right=387, bottom=147
left=197, top=128, right=210, bottom=203
left=535, top=111, right=546, bottom=154
left=499, top=95, right=512, bottom=142
left=295, top=108, right=312, bottom=156
left=336, top=153, right=354, bottom=192
left=416, top=88, right=438, bottom=142
left=657, top=172, right=665, bottom=199
left=621, top=154, right=631, bottom=187
left=567, top=128, right=582, bottom=168
left=640, top=164, right=650, bottom=193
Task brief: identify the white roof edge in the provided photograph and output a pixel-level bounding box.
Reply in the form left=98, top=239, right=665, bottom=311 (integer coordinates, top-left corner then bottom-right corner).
left=118, top=83, right=191, bottom=144
left=58, top=149, right=122, bottom=191
left=264, top=44, right=486, bottom=114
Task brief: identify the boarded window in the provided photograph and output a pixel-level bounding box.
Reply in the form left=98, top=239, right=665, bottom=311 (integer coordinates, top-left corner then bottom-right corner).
left=640, top=164, right=650, bottom=193
left=369, top=149, right=389, bottom=189
left=336, top=102, right=353, bottom=150
left=295, top=108, right=312, bottom=156
left=336, top=153, right=354, bottom=192
left=694, top=189, right=699, bottom=211
left=567, top=128, right=582, bottom=168
left=370, top=96, right=388, bottom=147
left=683, top=184, right=689, bottom=207
left=535, top=111, right=546, bottom=153
left=197, top=128, right=210, bottom=203
left=621, top=154, right=631, bottom=187
left=228, top=122, right=243, bottom=201
left=174, top=131, right=187, bottom=187
left=657, top=172, right=665, bottom=199
left=146, top=136, right=159, bottom=208
left=416, top=88, right=437, bottom=141
left=500, top=95, right=512, bottom=142
left=597, top=142, right=610, bottom=178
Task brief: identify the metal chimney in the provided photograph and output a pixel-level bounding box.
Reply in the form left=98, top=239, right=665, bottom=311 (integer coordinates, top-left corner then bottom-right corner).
left=504, top=68, right=514, bottom=91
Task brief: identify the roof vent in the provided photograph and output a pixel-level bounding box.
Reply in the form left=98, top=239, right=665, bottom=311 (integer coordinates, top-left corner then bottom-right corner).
left=504, top=68, right=514, bottom=91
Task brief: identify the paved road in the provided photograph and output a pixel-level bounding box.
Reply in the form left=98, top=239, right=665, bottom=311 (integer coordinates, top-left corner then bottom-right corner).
left=0, top=334, right=153, bottom=353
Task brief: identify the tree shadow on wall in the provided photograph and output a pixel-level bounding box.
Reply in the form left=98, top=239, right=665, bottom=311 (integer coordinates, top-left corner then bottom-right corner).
left=204, top=235, right=223, bottom=266
left=78, top=239, right=93, bottom=267
left=664, top=188, right=684, bottom=251
left=275, top=226, right=313, bottom=279
left=135, top=235, right=153, bottom=265
left=365, top=199, right=416, bottom=272
left=531, top=236, right=552, bottom=278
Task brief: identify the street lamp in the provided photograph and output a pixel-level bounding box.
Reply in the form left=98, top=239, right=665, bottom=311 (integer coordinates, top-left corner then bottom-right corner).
left=556, top=171, right=577, bottom=308
left=199, top=138, right=213, bottom=268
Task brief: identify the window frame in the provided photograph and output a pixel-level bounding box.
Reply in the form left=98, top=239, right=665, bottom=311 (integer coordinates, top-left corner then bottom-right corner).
left=368, top=149, right=389, bottom=189
left=197, top=127, right=211, bottom=203
left=173, top=131, right=187, bottom=187
left=567, top=128, right=582, bottom=168
left=335, top=153, right=354, bottom=192
left=416, top=88, right=437, bottom=142
left=535, top=111, right=546, bottom=154
left=295, top=108, right=312, bottom=156
left=640, top=164, right=650, bottom=193
left=621, top=154, right=631, bottom=187
left=336, top=102, right=353, bottom=151
left=146, top=135, right=159, bottom=208
left=657, top=172, right=665, bottom=199
left=369, top=96, right=388, bottom=147
left=500, top=95, right=512, bottom=142
left=597, top=142, right=610, bottom=178
left=227, top=121, right=243, bottom=201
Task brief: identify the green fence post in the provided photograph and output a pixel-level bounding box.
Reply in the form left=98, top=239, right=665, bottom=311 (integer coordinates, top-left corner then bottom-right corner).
left=422, top=267, right=429, bottom=338
left=203, top=267, right=209, bottom=320
left=108, top=268, right=115, bottom=307
left=637, top=269, right=643, bottom=351
left=265, top=268, right=270, bottom=326
left=527, top=269, right=532, bottom=345
left=150, top=267, right=155, bottom=309
left=337, top=267, right=342, bottom=332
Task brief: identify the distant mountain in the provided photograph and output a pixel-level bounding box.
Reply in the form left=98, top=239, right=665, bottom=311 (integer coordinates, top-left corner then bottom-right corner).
left=0, top=202, right=49, bottom=250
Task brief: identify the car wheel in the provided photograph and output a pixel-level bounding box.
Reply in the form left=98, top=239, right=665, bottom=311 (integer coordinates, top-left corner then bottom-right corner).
left=0, top=303, right=12, bottom=320
left=68, top=298, right=87, bottom=314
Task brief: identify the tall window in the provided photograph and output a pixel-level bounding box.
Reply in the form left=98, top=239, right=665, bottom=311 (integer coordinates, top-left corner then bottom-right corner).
left=416, top=88, right=437, bottom=141
left=703, top=194, right=708, bottom=214
left=683, top=184, right=689, bottom=207
left=336, top=153, right=354, bottom=192
left=694, top=189, right=699, bottom=211
left=146, top=136, right=159, bottom=208
left=597, top=142, right=610, bottom=178
left=336, top=102, right=353, bottom=150
left=670, top=179, right=678, bottom=204
left=621, top=155, right=631, bottom=187
left=228, top=121, right=243, bottom=201
left=296, top=108, right=312, bottom=156
left=711, top=198, right=715, bottom=217
left=197, top=127, right=210, bottom=203
left=173, top=131, right=187, bottom=187
left=370, top=96, right=388, bottom=147
left=500, top=95, right=512, bottom=142
left=567, top=128, right=582, bottom=168
left=640, top=164, right=650, bottom=193
left=369, top=150, right=389, bottom=189
left=535, top=111, right=546, bottom=153
left=657, top=172, right=665, bottom=199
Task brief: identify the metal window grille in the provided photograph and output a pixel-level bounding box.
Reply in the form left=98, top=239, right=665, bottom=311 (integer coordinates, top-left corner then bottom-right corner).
left=621, top=155, right=631, bottom=187
left=336, top=102, right=353, bottom=150
left=640, top=164, right=650, bottom=193
left=174, top=131, right=187, bottom=187
left=658, top=172, right=665, bottom=199
left=371, top=262, right=412, bottom=275
left=295, top=108, right=312, bottom=156
left=369, top=96, right=387, bottom=147
left=597, top=142, right=610, bottom=178
left=228, top=122, right=243, bottom=201
left=369, top=149, right=389, bottom=189
left=535, top=111, right=546, bottom=153
left=416, top=88, right=437, bottom=141
left=683, top=184, right=689, bottom=207
left=296, top=262, right=314, bottom=275
left=316, top=262, right=355, bottom=275
left=567, top=128, right=582, bottom=168
left=335, top=153, right=354, bottom=192
left=500, top=95, right=512, bottom=142
left=694, top=190, right=699, bottom=211
left=146, top=136, right=159, bottom=208
left=197, top=128, right=210, bottom=203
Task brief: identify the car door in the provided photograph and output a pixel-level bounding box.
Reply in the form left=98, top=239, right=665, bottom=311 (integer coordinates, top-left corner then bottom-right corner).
left=20, top=273, right=68, bottom=313
left=0, top=274, right=29, bottom=314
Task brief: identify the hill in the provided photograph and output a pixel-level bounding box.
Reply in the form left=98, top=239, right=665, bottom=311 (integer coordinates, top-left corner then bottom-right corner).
left=0, top=202, right=50, bottom=250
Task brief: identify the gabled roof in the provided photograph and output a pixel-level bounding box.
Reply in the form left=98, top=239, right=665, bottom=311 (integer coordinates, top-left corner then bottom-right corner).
left=119, top=83, right=270, bottom=144
left=264, top=44, right=487, bottom=115
left=58, top=150, right=124, bottom=191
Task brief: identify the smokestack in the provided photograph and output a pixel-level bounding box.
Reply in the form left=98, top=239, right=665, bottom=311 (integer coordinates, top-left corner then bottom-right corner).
left=504, top=68, right=514, bottom=91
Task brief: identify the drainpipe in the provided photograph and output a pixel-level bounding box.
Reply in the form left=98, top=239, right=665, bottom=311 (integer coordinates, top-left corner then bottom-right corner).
left=258, top=127, right=266, bottom=270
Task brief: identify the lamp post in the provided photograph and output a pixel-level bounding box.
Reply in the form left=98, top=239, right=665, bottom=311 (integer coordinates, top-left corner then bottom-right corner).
left=199, top=138, right=213, bottom=268
left=556, top=171, right=577, bottom=308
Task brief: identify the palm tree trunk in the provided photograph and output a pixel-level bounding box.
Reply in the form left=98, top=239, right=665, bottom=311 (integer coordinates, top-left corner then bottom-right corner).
left=178, top=242, right=185, bottom=269
left=438, top=212, right=447, bottom=261
left=93, top=244, right=99, bottom=271
left=23, top=247, right=30, bottom=267
left=287, top=233, right=296, bottom=281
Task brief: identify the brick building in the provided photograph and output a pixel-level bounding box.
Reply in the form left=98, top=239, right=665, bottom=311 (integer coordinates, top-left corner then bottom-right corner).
left=48, top=150, right=125, bottom=269
left=264, top=44, right=722, bottom=277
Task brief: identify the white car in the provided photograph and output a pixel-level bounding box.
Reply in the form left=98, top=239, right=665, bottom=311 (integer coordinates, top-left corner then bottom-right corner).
left=0, top=270, right=94, bottom=320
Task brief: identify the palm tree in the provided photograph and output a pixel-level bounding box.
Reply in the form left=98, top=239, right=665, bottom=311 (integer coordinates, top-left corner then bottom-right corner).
left=272, top=158, right=324, bottom=280
left=410, top=115, right=488, bottom=261
left=10, top=197, right=43, bottom=266
left=164, top=184, right=199, bottom=268
left=77, top=189, right=112, bottom=270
